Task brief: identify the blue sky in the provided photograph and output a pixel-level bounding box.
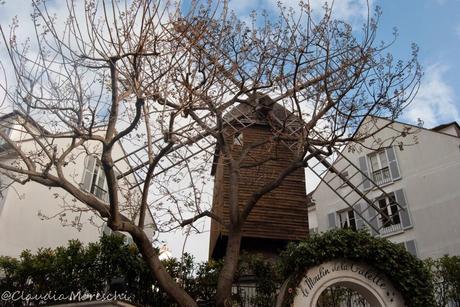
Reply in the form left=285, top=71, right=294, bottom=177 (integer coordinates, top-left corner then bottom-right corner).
left=0, top=0, right=459, bottom=261
left=378, top=0, right=460, bottom=127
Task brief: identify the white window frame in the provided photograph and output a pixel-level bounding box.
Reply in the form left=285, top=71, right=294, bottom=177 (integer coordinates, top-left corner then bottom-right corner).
left=377, top=192, right=402, bottom=232
left=338, top=209, right=357, bottom=231
left=90, top=160, right=108, bottom=201
left=368, top=150, right=391, bottom=185
left=82, top=155, right=109, bottom=202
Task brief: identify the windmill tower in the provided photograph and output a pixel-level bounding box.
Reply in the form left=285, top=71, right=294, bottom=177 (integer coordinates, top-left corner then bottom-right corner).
left=209, top=94, right=309, bottom=259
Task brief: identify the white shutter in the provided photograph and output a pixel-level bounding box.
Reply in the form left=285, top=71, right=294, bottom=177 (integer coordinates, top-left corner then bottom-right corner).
left=354, top=203, right=365, bottom=230
left=405, top=240, right=417, bottom=257
left=386, top=147, right=401, bottom=180
left=327, top=212, right=337, bottom=229
left=82, top=155, right=96, bottom=192
left=367, top=205, right=379, bottom=236
left=395, top=189, right=412, bottom=229
left=103, top=177, right=110, bottom=203
left=358, top=156, right=371, bottom=190
left=102, top=223, right=112, bottom=236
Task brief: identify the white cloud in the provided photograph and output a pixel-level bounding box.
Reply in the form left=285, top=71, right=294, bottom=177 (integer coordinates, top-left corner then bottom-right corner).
left=404, top=64, right=460, bottom=128
left=228, top=0, right=260, bottom=13
left=266, top=0, right=372, bottom=23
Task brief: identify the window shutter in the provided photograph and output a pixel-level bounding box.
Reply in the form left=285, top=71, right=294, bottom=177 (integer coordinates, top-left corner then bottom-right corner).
left=0, top=177, right=9, bottom=213
left=405, top=240, right=417, bottom=257
left=327, top=212, right=337, bottom=229
left=103, top=184, right=110, bottom=203
left=358, top=156, right=371, bottom=191
left=82, top=155, right=96, bottom=192
left=395, top=189, right=412, bottom=229
left=367, top=205, right=379, bottom=236
left=354, top=203, right=365, bottom=230
left=104, top=169, right=120, bottom=203
left=386, top=147, right=401, bottom=180
left=102, top=223, right=112, bottom=236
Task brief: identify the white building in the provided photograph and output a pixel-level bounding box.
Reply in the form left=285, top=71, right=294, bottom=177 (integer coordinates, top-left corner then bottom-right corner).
left=0, top=112, right=155, bottom=257
left=310, top=117, right=460, bottom=259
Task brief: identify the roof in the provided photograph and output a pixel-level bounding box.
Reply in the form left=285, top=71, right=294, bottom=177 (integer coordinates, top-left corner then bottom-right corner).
left=222, top=93, right=304, bottom=128
left=431, top=121, right=460, bottom=131
left=0, top=111, right=50, bottom=135
left=431, top=121, right=460, bottom=137
left=211, top=94, right=304, bottom=176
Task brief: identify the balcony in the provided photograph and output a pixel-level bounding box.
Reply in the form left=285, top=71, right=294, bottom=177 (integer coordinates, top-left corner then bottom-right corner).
left=372, top=167, right=391, bottom=185
left=380, top=222, right=403, bottom=236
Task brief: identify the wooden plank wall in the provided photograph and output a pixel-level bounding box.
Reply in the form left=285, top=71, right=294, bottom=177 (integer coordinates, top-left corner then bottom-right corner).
left=209, top=125, right=308, bottom=257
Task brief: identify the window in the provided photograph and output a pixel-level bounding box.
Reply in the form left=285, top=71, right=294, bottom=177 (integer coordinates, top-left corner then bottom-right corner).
left=102, top=223, right=133, bottom=245
left=359, top=147, right=401, bottom=191
left=338, top=209, right=356, bottom=230
left=368, top=150, right=391, bottom=185
left=396, top=240, right=417, bottom=257
left=377, top=192, right=401, bottom=228
left=233, top=132, right=243, bottom=146
left=82, top=155, right=108, bottom=202
left=309, top=227, right=318, bottom=234
left=90, top=160, right=108, bottom=200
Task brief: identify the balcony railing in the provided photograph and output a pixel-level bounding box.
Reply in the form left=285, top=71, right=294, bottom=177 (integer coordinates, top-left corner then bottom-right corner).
left=380, top=222, right=403, bottom=235
left=372, top=167, right=391, bottom=185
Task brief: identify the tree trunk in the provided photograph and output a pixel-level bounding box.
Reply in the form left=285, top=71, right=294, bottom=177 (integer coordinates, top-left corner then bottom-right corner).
left=215, top=229, right=243, bottom=307
left=132, top=228, right=198, bottom=307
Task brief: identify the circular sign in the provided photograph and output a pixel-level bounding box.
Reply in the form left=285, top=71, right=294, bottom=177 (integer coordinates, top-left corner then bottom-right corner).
left=292, top=260, right=405, bottom=307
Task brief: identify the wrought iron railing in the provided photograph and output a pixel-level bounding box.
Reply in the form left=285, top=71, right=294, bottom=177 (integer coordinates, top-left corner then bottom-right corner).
left=380, top=222, right=403, bottom=235
left=372, top=167, right=391, bottom=185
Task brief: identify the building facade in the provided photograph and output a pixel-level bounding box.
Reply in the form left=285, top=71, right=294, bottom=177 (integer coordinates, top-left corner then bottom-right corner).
left=0, top=112, right=155, bottom=257
left=310, top=117, right=460, bottom=259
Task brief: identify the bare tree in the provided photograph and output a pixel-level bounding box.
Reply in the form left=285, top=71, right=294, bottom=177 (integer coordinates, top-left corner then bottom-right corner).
left=0, top=0, right=421, bottom=306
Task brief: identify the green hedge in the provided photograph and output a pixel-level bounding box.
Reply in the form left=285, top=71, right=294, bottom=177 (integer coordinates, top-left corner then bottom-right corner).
left=0, top=235, right=220, bottom=306
left=1, top=230, right=439, bottom=306
left=0, top=236, right=276, bottom=306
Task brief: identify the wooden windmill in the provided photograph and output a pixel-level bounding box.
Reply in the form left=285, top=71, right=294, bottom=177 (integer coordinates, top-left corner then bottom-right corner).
left=209, top=94, right=309, bottom=259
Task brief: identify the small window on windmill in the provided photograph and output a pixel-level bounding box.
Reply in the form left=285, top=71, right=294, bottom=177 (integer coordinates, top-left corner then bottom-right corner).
left=233, top=132, right=243, bottom=146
